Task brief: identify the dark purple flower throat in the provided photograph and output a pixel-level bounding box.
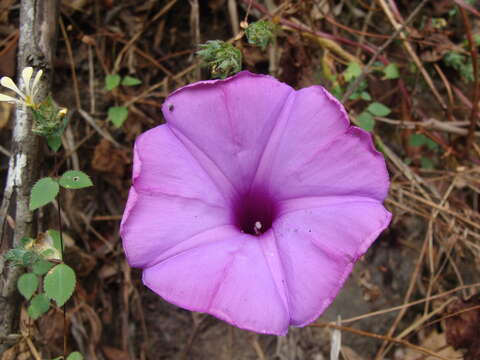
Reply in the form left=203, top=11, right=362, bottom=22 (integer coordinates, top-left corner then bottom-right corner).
left=232, top=188, right=279, bottom=236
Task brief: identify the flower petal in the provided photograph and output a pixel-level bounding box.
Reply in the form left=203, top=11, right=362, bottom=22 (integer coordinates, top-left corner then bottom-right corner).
left=121, top=125, right=232, bottom=268
left=143, top=231, right=290, bottom=335
left=251, top=85, right=350, bottom=188
left=272, top=199, right=391, bottom=326
left=0, top=76, right=25, bottom=99
left=0, top=93, right=21, bottom=104
left=121, top=188, right=230, bottom=268
left=162, top=71, right=293, bottom=195
left=268, top=126, right=389, bottom=202
left=22, top=67, right=33, bottom=97
left=32, top=69, right=43, bottom=97
left=131, top=125, right=225, bottom=205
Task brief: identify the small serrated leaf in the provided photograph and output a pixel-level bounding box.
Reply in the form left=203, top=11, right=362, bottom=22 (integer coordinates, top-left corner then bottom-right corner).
left=360, top=91, right=372, bottom=101
left=105, top=74, right=121, bottom=91
left=420, top=157, right=435, bottom=169
left=59, top=170, right=93, bottom=189
left=344, top=62, right=362, bottom=82
left=67, top=351, right=84, bottom=360
left=108, top=106, right=129, bottom=127
left=44, top=264, right=76, bottom=307
left=28, top=294, right=50, bottom=319
left=121, top=76, right=142, bottom=86
left=367, top=102, right=391, bottom=117
left=409, top=133, right=428, bottom=147
left=30, top=177, right=59, bottom=211
left=357, top=112, right=375, bottom=132
left=33, top=260, right=54, bottom=275
left=383, top=63, right=400, bottom=79
left=425, top=138, right=439, bottom=150
left=17, top=273, right=39, bottom=300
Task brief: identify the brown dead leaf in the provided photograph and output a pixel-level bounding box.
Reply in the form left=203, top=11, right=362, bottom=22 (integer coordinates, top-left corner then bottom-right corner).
left=1, top=345, right=18, bottom=360
left=403, top=330, right=463, bottom=360
left=92, top=139, right=130, bottom=178
left=420, top=33, right=455, bottom=62
left=0, top=0, right=16, bottom=23
left=0, top=100, right=12, bottom=129
left=103, top=346, right=131, bottom=360
left=445, top=295, right=480, bottom=360
left=279, top=34, right=313, bottom=88
left=38, top=311, right=64, bottom=348
left=342, top=346, right=366, bottom=360
left=1, top=338, right=30, bottom=360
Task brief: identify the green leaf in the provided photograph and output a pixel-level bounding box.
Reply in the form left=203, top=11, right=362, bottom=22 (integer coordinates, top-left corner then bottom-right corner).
left=28, top=294, right=50, bottom=319
left=474, top=33, right=480, bottom=46
left=105, top=74, right=121, bottom=91
left=420, top=157, right=435, bottom=169
left=383, top=63, right=400, bottom=79
left=30, top=177, right=59, bottom=211
left=121, top=76, right=142, bottom=86
left=46, top=135, right=62, bottom=152
left=23, top=251, right=39, bottom=266
left=360, top=91, right=372, bottom=101
left=48, top=229, right=63, bottom=260
left=67, top=352, right=83, bottom=360
left=4, top=248, right=26, bottom=265
left=17, top=273, right=39, bottom=300
left=59, top=170, right=93, bottom=189
left=344, top=62, right=362, bottom=82
left=108, top=106, right=129, bottom=127
left=357, top=112, right=375, bottom=132
left=44, top=264, right=76, bottom=307
left=425, top=138, right=439, bottom=150
left=409, top=133, right=428, bottom=147
left=33, top=260, right=54, bottom=275
left=367, top=102, right=391, bottom=117
left=21, top=237, right=34, bottom=248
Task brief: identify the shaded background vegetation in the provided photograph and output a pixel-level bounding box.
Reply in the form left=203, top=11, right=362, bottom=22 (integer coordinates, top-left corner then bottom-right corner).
left=0, top=0, right=479, bottom=359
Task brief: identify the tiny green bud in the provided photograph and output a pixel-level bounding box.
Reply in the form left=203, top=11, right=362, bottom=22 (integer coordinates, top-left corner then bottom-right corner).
left=197, top=40, right=242, bottom=79
left=245, top=21, right=276, bottom=50
left=31, top=96, right=68, bottom=139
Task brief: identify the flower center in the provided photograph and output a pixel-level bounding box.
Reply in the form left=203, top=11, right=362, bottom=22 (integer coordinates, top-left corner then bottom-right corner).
left=233, top=188, right=278, bottom=236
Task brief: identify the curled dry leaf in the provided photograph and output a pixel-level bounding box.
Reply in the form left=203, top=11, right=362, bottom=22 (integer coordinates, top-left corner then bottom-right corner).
left=445, top=295, right=480, bottom=360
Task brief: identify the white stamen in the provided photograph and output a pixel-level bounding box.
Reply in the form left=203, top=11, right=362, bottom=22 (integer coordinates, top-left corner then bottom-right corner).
left=254, top=221, right=262, bottom=235
left=0, top=76, right=26, bottom=99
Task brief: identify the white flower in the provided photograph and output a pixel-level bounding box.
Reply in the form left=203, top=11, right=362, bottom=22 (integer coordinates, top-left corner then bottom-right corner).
left=0, top=67, right=43, bottom=107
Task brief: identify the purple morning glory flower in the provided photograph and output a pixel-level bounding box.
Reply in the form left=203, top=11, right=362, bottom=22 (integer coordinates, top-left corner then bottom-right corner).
left=120, top=71, right=391, bottom=335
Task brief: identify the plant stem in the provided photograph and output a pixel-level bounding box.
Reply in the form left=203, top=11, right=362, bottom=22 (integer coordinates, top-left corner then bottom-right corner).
left=57, top=184, right=67, bottom=358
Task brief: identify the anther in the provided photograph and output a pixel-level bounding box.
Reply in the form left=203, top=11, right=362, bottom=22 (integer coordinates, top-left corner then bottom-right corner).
left=253, top=221, right=262, bottom=235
